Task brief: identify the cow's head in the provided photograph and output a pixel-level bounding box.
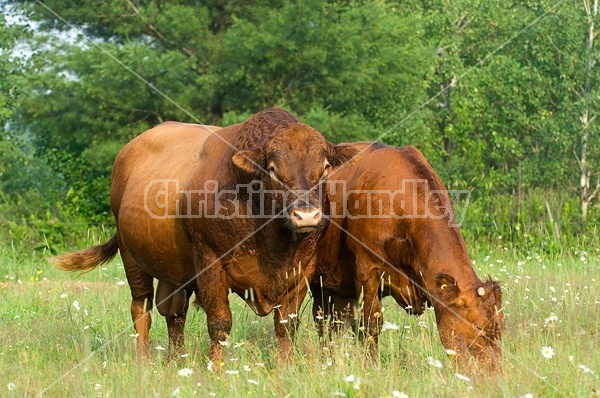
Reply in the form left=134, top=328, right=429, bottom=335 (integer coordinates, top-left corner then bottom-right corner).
left=232, top=124, right=360, bottom=233
left=433, top=273, right=504, bottom=372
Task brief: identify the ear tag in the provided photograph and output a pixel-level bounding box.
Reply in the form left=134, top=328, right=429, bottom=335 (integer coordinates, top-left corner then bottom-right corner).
left=440, top=284, right=447, bottom=290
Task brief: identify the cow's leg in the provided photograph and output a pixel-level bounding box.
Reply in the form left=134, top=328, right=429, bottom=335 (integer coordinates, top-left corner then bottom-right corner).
left=121, top=249, right=154, bottom=360
left=331, top=296, right=360, bottom=334
left=311, top=283, right=332, bottom=338
left=156, top=281, right=191, bottom=361
left=355, top=259, right=382, bottom=361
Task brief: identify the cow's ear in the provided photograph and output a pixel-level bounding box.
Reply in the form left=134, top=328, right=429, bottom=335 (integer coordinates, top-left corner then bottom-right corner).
left=434, top=273, right=464, bottom=306
left=329, top=144, right=362, bottom=167
left=232, top=149, right=264, bottom=173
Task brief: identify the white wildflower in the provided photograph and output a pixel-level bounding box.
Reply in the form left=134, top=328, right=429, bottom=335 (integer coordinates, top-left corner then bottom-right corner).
left=392, top=391, right=408, bottom=398
left=72, top=300, right=81, bottom=311
left=417, top=321, right=429, bottom=329
left=445, top=349, right=458, bottom=357
left=427, top=357, right=443, bottom=369
left=155, top=345, right=166, bottom=351
left=541, top=346, right=554, bottom=359
left=381, top=322, right=399, bottom=332
left=7, top=383, right=16, bottom=391
left=178, top=367, right=193, bottom=377
left=225, top=370, right=239, bottom=375
left=544, top=314, right=558, bottom=326
left=455, top=372, right=471, bottom=382
left=60, top=293, right=68, bottom=299
left=247, top=379, right=260, bottom=385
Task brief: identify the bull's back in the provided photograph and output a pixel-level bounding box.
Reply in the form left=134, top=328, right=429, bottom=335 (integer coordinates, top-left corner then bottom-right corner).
left=110, top=122, right=220, bottom=284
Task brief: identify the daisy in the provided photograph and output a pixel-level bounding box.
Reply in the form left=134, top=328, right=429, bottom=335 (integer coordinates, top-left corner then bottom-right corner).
left=427, top=357, right=443, bottom=369
left=541, top=346, right=554, bottom=359
left=177, top=367, right=193, bottom=377
left=382, top=322, right=399, bottom=332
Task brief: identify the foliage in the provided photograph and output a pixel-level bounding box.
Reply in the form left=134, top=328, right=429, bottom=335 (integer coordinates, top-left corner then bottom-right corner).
left=0, top=0, right=599, bottom=252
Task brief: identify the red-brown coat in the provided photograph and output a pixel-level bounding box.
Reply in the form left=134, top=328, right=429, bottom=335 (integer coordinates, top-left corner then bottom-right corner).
left=312, top=142, right=503, bottom=371
left=51, top=108, right=359, bottom=363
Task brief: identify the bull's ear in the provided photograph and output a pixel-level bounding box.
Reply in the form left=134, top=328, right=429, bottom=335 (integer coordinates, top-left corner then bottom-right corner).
left=329, top=144, right=362, bottom=167
left=232, top=148, right=264, bottom=173
left=434, top=273, right=464, bottom=306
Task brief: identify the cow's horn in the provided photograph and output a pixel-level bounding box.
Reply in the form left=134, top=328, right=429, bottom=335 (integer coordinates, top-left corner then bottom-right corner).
left=477, top=287, right=485, bottom=297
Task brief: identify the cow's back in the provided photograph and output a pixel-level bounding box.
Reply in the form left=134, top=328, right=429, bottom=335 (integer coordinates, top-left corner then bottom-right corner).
left=317, top=143, right=428, bottom=309
left=110, top=122, right=220, bottom=285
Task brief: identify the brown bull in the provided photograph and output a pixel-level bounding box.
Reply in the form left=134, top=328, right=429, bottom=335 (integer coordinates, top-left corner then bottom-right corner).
left=51, top=108, right=359, bottom=363
left=311, top=142, right=503, bottom=371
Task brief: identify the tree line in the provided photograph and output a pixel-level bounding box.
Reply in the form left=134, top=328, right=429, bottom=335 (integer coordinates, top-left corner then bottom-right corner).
left=0, top=0, right=598, bottom=254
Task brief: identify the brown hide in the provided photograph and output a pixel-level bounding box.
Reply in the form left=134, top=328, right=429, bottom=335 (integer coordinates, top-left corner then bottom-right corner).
left=312, top=142, right=504, bottom=372
left=51, top=108, right=360, bottom=363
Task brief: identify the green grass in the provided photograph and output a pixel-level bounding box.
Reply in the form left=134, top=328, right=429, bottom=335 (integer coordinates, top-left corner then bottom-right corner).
left=1, top=243, right=599, bottom=397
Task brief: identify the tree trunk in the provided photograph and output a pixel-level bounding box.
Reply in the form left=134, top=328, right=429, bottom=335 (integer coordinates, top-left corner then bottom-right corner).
left=580, top=0, right=598, bottom=221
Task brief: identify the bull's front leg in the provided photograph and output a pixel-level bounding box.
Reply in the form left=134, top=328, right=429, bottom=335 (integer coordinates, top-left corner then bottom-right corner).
left=194, top=250, right=232, bottom=367
left=273, top=285, right=308, bottom=363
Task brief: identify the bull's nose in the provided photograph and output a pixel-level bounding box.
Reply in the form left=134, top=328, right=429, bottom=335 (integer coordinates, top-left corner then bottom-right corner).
left=290, top=208, right=322, bottom=227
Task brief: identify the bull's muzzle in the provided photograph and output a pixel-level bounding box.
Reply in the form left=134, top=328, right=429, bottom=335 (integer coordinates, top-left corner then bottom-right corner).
left=290, top=207, right=322, bottom=231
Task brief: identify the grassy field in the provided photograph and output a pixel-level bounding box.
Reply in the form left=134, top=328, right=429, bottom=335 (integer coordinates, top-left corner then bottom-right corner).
left=1, top=242, right=599, bottom=398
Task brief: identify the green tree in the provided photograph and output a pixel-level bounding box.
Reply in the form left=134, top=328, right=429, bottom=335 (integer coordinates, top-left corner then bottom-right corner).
left=11, top=0, right=429, bottom=218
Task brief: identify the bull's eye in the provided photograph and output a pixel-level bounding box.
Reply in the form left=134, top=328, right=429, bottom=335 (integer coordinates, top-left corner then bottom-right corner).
left=320, top=163, right=331, bottom=180
left=268, top=164, right=281, bottom=182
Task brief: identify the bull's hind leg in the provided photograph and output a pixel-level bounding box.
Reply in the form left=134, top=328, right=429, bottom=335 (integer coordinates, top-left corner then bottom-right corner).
left=121, top=249, right=154, bottom=360
left=156, top=281, right=192, bottom=361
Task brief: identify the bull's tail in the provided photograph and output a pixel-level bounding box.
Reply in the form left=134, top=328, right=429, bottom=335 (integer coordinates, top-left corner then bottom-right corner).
left=50, top=233, right=119, bottom=273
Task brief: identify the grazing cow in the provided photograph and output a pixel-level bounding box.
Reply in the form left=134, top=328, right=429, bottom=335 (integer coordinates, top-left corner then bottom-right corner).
left=311, top=142, right=503, bottom=371
left=51, top=108, right=359, bottom=363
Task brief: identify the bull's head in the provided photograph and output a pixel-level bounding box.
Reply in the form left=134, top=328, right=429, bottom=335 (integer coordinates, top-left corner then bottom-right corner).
left=433, top=273, right=504, bottom=372
left=232, top=124, right=360, bottom=233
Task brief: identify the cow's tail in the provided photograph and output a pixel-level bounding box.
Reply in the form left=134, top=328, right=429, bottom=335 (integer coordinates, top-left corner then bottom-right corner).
left=50, top=233, right=119, bottom=273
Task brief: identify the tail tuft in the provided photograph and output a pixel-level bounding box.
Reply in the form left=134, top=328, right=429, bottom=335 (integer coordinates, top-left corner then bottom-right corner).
left=49, top=234, right=119, bottom=273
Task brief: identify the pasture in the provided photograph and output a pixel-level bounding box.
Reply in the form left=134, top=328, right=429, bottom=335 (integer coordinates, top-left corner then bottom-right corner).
left=1, top=241, right=599, bottom=397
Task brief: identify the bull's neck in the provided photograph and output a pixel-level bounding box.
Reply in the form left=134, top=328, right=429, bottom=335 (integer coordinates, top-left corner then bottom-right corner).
left=254, top=217, right=304, bottom=266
